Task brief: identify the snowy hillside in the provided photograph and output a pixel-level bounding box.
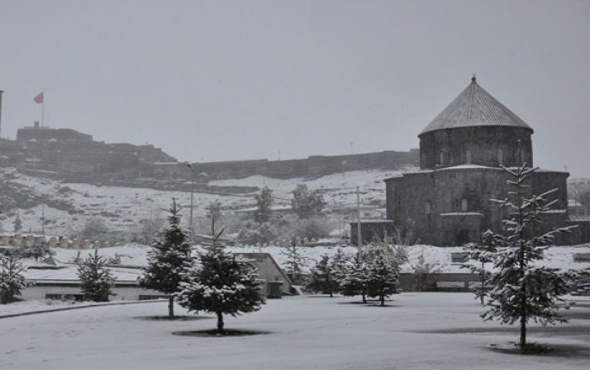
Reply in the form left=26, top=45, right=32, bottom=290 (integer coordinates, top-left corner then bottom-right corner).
left=0, top=167, right=417, bottom=238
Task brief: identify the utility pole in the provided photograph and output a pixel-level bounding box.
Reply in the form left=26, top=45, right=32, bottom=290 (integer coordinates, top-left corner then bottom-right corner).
left=186, top=163, right=195, bottom=243
left=356, top=186, right=362, bottom=262
left=41, top=203, right=45, bottom=236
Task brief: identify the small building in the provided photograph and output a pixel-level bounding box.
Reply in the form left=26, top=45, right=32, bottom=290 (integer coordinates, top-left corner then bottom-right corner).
left=349, top=220, right=395, bottom=245
left=234, top=253, right=292, bottom=296
left=20, top=252, right=291, bottom=301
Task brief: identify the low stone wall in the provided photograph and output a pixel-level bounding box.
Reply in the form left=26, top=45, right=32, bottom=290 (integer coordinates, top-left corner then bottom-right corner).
left=398, top=273, right=480, bottom=292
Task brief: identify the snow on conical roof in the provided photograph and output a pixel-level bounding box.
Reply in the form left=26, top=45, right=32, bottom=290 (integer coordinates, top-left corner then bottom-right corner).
left=420, top=77, right=533, bottom=135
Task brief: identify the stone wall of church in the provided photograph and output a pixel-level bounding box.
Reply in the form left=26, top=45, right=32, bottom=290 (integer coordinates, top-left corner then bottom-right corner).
left=385, top=167, right=570, bottom=246
left=418, top=126, right=533, bottom=170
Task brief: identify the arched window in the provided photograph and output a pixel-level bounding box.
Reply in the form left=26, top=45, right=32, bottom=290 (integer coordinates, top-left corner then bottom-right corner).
left=461, top=198, right=468, bottom=212
left=466, top=150, right=472, bottom=164
left=498, top=149, right=503, bottom=164
left=439, top=152, right=444, bottom=166
left=425, top=201, right=431, bottom=215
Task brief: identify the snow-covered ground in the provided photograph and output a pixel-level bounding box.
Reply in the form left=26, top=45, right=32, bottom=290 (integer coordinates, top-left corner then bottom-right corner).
left=0, top=293, right=588, bottom=369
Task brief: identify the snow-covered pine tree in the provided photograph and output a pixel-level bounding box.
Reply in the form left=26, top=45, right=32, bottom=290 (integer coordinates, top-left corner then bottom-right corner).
left=463, top=230, right=497, bottom=305
left=339, top=258, right=369, bottom=303
left=366, top=252, right=399, bottom=306
left=77, top=249, right=115, bottom=302
left=280, top=244, right=308, bottom=284
left=482, top=164, right=576, bottom=351
left=306, top=255, right=339, bottom=297
left=140, top=199, right=192, bottom=317
left=176, top=206, right=264, bottom=334
left=330, top=248, right=349, bottom=290
left=0, top=254, right=28, bottom=304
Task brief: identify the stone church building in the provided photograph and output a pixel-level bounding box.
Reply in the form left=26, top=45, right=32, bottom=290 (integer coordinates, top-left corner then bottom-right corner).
left=384, top=77, right=578, bottom=246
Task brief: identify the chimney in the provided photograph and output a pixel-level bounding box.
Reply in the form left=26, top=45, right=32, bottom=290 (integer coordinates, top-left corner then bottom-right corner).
left=34, top=121, right=40, bottom=128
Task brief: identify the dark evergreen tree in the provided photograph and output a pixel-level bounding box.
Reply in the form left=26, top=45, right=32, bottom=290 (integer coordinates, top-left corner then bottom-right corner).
left=291, top=184, right=326, bottom=219
left=176, top=208, right=264, bottom=334
left=366, top=252, right=399, bottom=306
left=140, top=199, right=192, bottom=317
left=481, top=164, right=576, bottom=351
left=254, top=187, right=273, bottom=224
left=77, top=249, right=115, bottom=302
left=0, top=254, right=28, bottom=304
left=306, top=255, right=338, bottom=297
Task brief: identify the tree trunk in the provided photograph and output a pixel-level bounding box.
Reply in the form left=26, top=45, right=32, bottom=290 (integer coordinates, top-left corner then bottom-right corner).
left=168, top=296, right=174, bottom=318
left=480, top=262, right=485, bottom=305
left=362, top=290, right=367, bottom=304
left=380, top=293, right=385, bottom=306
left=520, top=314, right=526, bottom=349
left=216, top=311, right=224, bottom=334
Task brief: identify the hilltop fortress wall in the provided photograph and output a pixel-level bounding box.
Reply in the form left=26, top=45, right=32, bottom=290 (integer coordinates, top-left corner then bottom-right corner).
left=1, top=126, right=419, bottom=183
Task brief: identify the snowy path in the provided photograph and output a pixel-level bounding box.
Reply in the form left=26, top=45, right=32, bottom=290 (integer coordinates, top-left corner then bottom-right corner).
left=0, top=293, right=588, bottom=369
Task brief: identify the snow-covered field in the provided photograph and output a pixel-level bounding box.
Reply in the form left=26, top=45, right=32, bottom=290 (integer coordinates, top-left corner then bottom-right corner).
left=1, top=293, right=588, bottom=369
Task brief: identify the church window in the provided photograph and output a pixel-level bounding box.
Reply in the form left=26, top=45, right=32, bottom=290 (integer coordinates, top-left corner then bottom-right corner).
left=498, top=149, right=503, bottom=164
left=461, top=198, right=468, bottom=212
left=425, top=201, right=431, bottom=214
left=466, top=150, right=472, bottom=164
left=440, top=152, right=444, bottom=166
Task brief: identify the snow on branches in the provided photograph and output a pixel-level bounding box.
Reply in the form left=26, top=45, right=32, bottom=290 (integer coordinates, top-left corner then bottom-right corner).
left=471, top=164, right=578, bottom=351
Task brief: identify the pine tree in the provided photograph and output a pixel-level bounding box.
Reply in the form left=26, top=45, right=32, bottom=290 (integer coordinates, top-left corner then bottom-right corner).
left=254, top=187, right=273, bottom=224
left=330, top=248, right=350, bottom=288
left=140, top=199, right=192, bottom=317
left=464, top=230, right=497, bottom=305
left=77, top=249, right=115, bottom=302
left=339, top=258, right=369, bottom=303
left=306, top=255, right=338, bottom=297
left=0, top=254, right=28, bottom=304
left=481, top=164, right=576, bottom=351
left=280, top=244, right=308, bottom=284
left=366, top=252, right=399, bottom=306
left=176, top=206, right=264, bottom=334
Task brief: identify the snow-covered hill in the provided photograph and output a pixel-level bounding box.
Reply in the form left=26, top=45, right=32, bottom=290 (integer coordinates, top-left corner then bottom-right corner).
left=0, top=166, right=417, bottom=238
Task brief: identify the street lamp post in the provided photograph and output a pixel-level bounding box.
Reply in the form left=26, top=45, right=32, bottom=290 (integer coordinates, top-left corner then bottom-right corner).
left=186, top=163, right=195, bottom=243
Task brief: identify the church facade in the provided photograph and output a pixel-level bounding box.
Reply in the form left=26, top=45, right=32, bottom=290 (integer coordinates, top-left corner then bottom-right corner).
left=385, top=77, right=575, bottom=246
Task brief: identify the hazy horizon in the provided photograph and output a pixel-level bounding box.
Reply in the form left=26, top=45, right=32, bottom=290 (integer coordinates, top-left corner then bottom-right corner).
left=0, top=0, right=588, bottom=177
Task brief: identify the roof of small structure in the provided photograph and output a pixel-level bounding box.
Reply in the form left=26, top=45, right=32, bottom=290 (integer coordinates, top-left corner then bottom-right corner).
left=420, top=77, right=533, bottom=135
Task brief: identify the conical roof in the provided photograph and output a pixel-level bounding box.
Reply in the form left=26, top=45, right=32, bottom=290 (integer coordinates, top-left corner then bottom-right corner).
left=420, top=77, right=533, bottom=135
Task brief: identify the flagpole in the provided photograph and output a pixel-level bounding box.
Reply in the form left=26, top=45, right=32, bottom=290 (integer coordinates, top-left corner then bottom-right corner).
left=0, top=90, right=4, bottom=139
left=41, top=90, right=45, bottom=127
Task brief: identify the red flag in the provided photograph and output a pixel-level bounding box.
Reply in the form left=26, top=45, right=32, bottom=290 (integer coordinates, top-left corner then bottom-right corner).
left=34, top=92, right=44, bottom=104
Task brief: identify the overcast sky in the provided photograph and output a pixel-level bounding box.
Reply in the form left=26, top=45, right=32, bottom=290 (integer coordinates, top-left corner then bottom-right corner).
left=0, top=0, right=588, bottom=177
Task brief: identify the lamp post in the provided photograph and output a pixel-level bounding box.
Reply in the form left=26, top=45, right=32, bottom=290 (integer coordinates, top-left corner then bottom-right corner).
left=185, top=163, right=195, bottom=243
